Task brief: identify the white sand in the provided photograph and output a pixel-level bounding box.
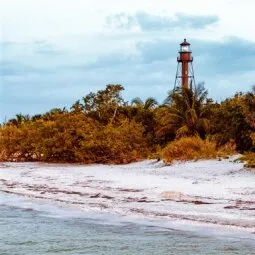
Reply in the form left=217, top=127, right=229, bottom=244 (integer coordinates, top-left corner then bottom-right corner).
left=0, top=156, right=254, bottom=232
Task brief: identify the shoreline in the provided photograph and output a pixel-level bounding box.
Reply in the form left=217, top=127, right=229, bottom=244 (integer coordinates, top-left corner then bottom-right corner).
left=1, top=157, right=254, bottom=236
left=1, top=191, right=255, bottom=242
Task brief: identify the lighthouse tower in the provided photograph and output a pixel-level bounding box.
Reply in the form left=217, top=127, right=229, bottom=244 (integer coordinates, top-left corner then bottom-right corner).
left=174, top=39, right=196, bottom=90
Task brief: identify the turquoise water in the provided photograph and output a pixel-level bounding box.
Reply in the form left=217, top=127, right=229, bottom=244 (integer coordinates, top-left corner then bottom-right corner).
left=0, top=195, right=255, bottom=255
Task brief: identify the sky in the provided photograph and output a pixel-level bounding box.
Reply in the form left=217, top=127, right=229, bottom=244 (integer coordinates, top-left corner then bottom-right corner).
left=1, top=0, right=255, bottom=121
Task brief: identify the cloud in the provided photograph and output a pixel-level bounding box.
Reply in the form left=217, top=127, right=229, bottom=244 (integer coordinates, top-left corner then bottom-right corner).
left=106, top=11, right=219, bottom=31
left=0, top=41, right=69, bottom=78
left=69, top=53, right=137, bottom=71
left=136, top=37, right=255, bottom=74
left=0, top=61, right=53, bottom=76
left=195, top=37, right=255, bottom=73
left=174, top=13, right=219, bottom=29
left=0, top=41, right=64, bottom=60
left=136, top=40, right=175, bottom=63
left=33, top=40, right=64, bottom=56
left=106, top=12, right=136, bottom=29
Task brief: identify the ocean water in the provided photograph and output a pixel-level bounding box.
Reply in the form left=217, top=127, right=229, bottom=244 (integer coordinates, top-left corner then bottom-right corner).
left=0, top=194, right=255, bottom=255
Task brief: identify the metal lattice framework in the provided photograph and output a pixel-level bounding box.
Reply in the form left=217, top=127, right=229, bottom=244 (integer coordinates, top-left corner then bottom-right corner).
left=173, top=61, right=196, bottom=91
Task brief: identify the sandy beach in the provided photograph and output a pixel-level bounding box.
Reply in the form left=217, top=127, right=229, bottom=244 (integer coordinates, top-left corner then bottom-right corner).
left=1, top=156, right=254, bottom=233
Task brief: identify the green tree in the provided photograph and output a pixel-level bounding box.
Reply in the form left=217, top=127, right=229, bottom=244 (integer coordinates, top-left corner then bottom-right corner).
left=70, top=100, right=84, bottom=113
left=243, top=86, right=255, bottom=130
left=211, top=93, right=253, bottom=152
left=131, top=97, right=158, bottom=110
left=8, top=114, right=30, bottom=126
left=42, top=108, right=67, bottom=121
left=156, top=83, right=210, bottom=140
left=82, top=84, right=125, bottom=123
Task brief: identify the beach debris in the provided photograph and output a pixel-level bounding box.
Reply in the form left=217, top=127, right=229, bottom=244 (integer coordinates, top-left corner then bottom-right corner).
left=161, top=191, right=214, bottom=205
left=89, top=193, right=113, bottom=199
left=90, top=193, right=100, bottom=198
left=224, top=199, right=255, bottom=210
left=117, top=188, right=143, bottom=192
left=161, top=191, right=188, bottom=201
left=124, top=196, right=155, bottom=203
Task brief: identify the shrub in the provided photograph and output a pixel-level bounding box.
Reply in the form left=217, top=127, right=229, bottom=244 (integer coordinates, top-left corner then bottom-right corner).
left=239, top=153, right=255, bottom=168
left=216, top=140, right=236, bottom=157
left=162, top=136, right=218, bottom=164
left=80, top=120, right=149, bottom=164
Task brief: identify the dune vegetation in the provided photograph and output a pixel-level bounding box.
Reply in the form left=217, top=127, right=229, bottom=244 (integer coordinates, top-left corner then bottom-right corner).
left=161, top=136, right=236, bottom=164
left=0, top=84, right=254, bottom=166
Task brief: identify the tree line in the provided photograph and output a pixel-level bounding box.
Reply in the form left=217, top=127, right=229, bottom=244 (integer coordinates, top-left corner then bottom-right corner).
left=0, top=84, right=254, bottom=165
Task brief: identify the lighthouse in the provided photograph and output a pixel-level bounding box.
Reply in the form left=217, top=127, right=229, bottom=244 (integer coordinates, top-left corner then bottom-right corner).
left=174, top=39, right=196, bottom=90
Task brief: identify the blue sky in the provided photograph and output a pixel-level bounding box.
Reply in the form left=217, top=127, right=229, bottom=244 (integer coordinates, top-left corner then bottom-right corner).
left=1, top=0, right=255, bottom=121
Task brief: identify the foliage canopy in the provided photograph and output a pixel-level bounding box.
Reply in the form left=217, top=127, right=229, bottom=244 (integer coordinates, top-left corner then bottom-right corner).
left=0, top=83, right=254, bottom=164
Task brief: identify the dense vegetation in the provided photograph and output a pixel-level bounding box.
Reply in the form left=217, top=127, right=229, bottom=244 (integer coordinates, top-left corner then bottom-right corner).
left=0, top=84, right=254, bottom=166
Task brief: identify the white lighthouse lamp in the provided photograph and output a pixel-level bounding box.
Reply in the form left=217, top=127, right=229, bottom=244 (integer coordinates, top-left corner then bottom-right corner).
left=180, top=39, right=190, bottom=52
